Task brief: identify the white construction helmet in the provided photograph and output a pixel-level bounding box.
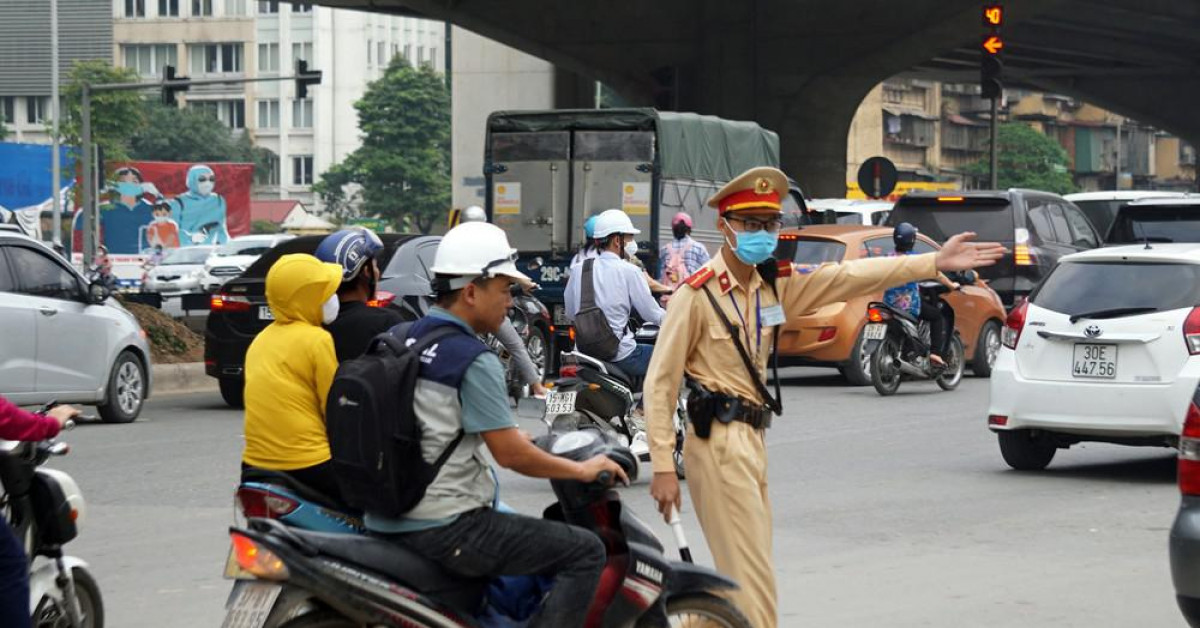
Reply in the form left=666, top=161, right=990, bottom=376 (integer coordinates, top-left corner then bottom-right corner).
left=592, top=208, right=640, bottom=239
left=431, top=222, right=533, bottom=290
left=462, top=206, right=487, bottom=223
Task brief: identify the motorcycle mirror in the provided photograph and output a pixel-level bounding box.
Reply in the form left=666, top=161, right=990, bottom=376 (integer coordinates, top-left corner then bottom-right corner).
left=88, top=280, right=111, bottom=304
left=963, top=270, right=978, bottom=285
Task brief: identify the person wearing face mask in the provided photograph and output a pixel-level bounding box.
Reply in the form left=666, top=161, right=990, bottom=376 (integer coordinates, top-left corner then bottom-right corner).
left=241, top=253, right=345, bottom=503
left=642, top=167, right=1009, bottom=628
left=145, top=199, right=182, bottom=250
left=563, top=208, right=665, bottom=378
left=659, top=212, right=710, bottom=289
left=315, top=227, right=407, bottom=362
left=169, top=164, right=230, bottom=246
left=98, top=166, right=155, bottom=255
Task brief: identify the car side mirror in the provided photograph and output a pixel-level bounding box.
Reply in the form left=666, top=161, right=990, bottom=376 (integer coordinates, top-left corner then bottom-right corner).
left=88, top=280, right=111, bottom=304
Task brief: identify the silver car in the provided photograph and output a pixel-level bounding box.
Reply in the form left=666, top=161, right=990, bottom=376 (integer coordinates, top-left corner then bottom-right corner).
left=143, top=245, right=216, bottom=296
left=0, top=232, right=153, bottom=423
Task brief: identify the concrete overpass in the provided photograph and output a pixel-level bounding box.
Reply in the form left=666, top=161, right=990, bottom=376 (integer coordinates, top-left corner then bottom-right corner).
left=315, top=0, right=1200, bottom=196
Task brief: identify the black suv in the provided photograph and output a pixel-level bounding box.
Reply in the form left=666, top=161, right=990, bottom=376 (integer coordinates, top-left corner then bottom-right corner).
left=1106, top=197, right=1200, bottom=244
left=887, top=190, right=1100, bottom=308
left=205, top=234, right=554, bottom=408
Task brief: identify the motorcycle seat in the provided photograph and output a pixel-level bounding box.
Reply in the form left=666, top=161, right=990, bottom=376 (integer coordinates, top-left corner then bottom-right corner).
left=572, top=351, right=641, bottom=391
left=284, top=526, right=488, bottom=613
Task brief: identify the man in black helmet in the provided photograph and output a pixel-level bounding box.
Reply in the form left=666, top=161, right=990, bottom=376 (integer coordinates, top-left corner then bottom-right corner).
left=884, top=222, right=960, bottom=366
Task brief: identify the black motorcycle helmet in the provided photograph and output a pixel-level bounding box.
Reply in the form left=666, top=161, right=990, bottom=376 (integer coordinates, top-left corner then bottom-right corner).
left=893, top=222, right=919, bottom=253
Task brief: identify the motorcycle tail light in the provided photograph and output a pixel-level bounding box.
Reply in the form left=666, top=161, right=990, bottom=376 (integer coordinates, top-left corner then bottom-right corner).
left=237, top=487, right=299, bottom=518
left=560, top=365, right=580, bottom=378
left=230, top=533, right=290, bottom=581
left=867, top=308, right=889, bottom=323
left=367, top=290, right=397, bottom=308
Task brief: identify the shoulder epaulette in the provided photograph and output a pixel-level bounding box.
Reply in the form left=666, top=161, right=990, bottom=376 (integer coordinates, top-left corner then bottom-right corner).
left=776, top=259, right=793, bottom=278
left=684, top=266, right=715, bottom=289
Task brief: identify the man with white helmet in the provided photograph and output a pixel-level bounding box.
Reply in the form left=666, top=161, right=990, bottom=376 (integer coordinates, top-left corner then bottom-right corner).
left=448, top=205, right=549, bottom=397
left=564, top=208, right=666, bottom=378
left=367, top=222, right=626, bottom=628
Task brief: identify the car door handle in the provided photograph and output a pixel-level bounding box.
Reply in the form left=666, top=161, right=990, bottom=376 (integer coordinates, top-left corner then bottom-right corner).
left=38, top=307, right=58, bottom=317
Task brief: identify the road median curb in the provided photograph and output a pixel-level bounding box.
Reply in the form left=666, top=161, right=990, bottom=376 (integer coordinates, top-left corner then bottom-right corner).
left=152, top=362, right=217, bottom=395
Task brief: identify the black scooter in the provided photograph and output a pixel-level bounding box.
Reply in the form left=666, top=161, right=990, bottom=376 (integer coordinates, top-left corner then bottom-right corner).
left=864, top=271, right=978, bottom=396
left=223, top=425, right=749, bottom=627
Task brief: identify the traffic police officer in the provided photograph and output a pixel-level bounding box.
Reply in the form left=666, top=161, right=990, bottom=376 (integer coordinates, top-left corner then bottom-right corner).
left=644, top=166, right=1006, bottom=627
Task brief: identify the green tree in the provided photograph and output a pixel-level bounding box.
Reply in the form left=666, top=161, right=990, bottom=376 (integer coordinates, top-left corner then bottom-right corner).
left=966, top=122, right=1078, bottom=194
left=61, top=60, right=145, bottom=163
left=129, top=101, right=275, bottom=177
left=316, top=57, right=451, bottom=233
left=0, top=122, right=7, bottom=141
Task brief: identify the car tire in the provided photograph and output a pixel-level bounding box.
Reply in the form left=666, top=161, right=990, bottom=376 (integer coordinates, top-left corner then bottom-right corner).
left=971, top=320, right=1002, bottom=378
left=839, top=327, right=873, bottom=386
left=998, top=429, right=1056, bottom=471
left=219, top=377, right=245, bottom=409
left=97, top=350, right=146, bottom=424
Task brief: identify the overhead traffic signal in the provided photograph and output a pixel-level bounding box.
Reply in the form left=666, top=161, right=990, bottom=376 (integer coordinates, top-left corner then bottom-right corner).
left=162, top=65, right=189, bottom=106
left=981, top=53, right=1003, bottom=99
left=980, top=4, right=1004, bottom=100
left=295, top=60, right=322, bottom=99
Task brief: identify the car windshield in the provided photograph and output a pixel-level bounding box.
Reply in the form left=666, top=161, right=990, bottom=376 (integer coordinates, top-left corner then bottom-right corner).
left=240, top=238, right=322, bottom=279
left=1071, top=200, right=1125, bottom=238
left=216, top=240, right=275, bottom=257
left=888, top=201, right=1013, bottom=243
left=1106, top=207, right=1200, bottom=244
left=1032, top=261, right=1200, bottom=316
left=161, top=247, right=213, bottom=265
left=776, top=239, right=846, bottom=264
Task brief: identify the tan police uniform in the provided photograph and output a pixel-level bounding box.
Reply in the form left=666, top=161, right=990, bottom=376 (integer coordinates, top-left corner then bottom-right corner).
left=644, top=167, right=940, bottom=628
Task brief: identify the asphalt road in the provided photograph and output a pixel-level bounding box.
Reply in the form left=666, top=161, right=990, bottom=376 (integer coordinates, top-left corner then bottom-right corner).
left=51, top=368, right=1184, bottom=627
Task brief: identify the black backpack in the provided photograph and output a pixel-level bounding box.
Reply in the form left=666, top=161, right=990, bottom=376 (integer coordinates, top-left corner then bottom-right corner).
left=326, top=324, right=463, bottom=518
left=572, top=258, right=621, bottom=360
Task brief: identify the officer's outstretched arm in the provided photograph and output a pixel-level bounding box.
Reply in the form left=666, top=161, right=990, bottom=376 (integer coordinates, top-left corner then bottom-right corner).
left=643, top=291, right=701, bottom=475
left=781, top=254, right=939, bottom=316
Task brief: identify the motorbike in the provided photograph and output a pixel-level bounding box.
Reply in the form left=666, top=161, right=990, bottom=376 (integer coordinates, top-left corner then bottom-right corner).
left=863, top=271, right=978, bottom=396
left=1, top=404, right=104, bottom=628
left=548, top=323, right=688, bottom=479
left=223, top=425, right=749, bottom=627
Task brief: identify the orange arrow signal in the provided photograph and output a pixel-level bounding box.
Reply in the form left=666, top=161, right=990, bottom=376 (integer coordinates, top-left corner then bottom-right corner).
left=983, top=35, right=1004, bottom=55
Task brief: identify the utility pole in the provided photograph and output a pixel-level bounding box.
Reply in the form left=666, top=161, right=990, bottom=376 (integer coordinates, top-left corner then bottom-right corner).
left=990, top=96, right=999, bottom=189
left=50, top=0, right=62, bottom=246
left=80, top=85, right=93, bottom=264
left=1114, top=118, right=1123, bottom=190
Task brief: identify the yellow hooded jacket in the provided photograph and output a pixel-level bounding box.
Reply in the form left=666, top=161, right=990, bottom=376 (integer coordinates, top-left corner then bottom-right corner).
left=242, top=254, right=343, bottom=470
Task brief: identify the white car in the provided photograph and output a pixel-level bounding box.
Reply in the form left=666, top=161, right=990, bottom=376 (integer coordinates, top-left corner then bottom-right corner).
left=1064, top=190, right=1188, bottom=241
left=0, top=232, right=153, bottom=423
left=201, top=234, right=294, bottom=292
left=806, top=198, right=893, bottom=226
left=144, top=245, right=216, bottom=296
left=988, top=243, right=1200, bottom=470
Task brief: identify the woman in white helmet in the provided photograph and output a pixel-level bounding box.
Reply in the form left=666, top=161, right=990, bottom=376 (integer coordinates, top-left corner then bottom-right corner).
left=450, top=205, right=548, bottom=397
left=367, top=221, right=626, bottom=628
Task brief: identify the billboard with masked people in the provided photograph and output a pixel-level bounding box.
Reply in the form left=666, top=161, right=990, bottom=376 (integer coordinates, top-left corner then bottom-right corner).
left=73, top=161, right=253, bottom=257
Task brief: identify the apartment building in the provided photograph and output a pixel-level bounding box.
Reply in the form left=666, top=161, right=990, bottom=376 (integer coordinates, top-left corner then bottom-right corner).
left=112, top=0, right=444, bottom=205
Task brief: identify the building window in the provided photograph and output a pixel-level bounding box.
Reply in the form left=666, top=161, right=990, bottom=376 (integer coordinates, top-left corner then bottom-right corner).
left=191, top=99, right=245, bottom=129
left=26, top=97, right=47, bottom=125
left=0, top=97, right=14, bottom=125
left=225, top=0, right=247, bottom=15
left=190, top=43, right=243, bottom=75
left=391, top=43, right=398, bottom=61
left=292, top=2, right=312, bottom=12
left=292, top=98, right=313, bottom=129
left=123, top=44, right=178, bottom=77
left=292, top=156, right=313, bottom=185
left=403, top=44, right=411, bottom=65
left=377, top=42, right=385, bottom=67
left=257, top=43, right=279, bottom=73
left=416, top=46, right=424, bottom=66
left=158, top=0, right=179, bottom=16
left=425, top=46, right=437, bottom=69
left=191, top=0, right=212, bottom=16
left=257, top=99, right=279, bottom=129
left=256, top=152, right=280, bottom=186
left=292, top=42, right=312, bottom=64
left=367, top=39, right=373, bottom=65
left=124, top=0, right=146, bottom=17
left=257, top=0, right=278, bottom=14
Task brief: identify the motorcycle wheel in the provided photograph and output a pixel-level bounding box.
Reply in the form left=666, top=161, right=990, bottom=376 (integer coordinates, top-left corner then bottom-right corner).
left=33, top=567, right=104, bottom=628
left=936, top=336, right=966, bottom=391
left=870, top=336, right=903, bottom=396
left=278, top=611, right=358, bottom=627
left=656, top=593, right=752, bottom=628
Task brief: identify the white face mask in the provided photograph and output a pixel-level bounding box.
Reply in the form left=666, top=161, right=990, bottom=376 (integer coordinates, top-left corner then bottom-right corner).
left=624, top=240, right=639, bottom=258
left=321, top=294, right=340, bottom=324
left=197, top=181, right=215, bottom=196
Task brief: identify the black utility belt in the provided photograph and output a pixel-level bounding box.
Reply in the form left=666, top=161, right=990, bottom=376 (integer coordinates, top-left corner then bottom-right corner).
left=686, top=383, right=773, bottom=438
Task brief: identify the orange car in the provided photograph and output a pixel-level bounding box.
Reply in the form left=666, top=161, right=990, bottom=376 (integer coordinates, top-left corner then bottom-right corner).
left=774, top=225, right=1007, bottom=385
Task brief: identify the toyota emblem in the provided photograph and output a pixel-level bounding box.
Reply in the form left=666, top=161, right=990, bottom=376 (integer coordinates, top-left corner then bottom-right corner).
left=1084, top=325, right=1103, bottom=338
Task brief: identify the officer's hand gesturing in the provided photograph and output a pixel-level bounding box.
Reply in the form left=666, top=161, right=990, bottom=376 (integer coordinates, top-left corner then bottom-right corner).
left=650, top=472, right=682, bottom=522
left=935, top=232, right=1008, bottom=271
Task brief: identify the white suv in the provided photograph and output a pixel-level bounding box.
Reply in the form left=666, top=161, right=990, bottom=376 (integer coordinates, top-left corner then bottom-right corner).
left=200, top=234, right=294, bottom=292
left=988, top=243, right=1200, bottom=469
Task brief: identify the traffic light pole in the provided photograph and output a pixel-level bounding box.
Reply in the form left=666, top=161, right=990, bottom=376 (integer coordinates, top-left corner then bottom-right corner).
left=989, top=96, right=999, bottom=189
left=78, top=69, right=320, bottom=266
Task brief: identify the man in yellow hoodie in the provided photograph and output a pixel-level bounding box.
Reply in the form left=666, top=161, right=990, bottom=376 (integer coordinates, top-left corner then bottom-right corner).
left=241, top=253, right=344, bottom=500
